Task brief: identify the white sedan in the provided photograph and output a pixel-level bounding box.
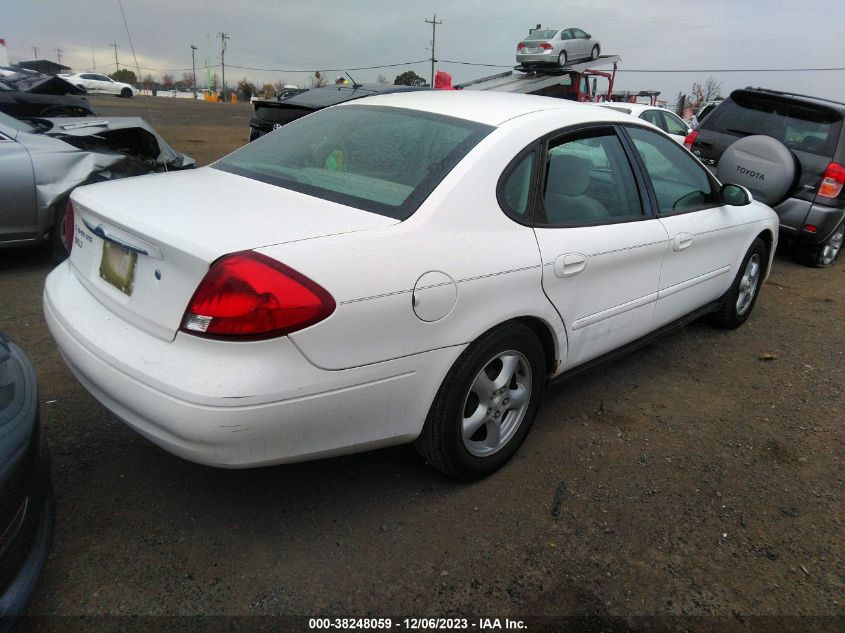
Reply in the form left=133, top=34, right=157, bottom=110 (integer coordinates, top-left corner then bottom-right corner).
left=44, top=92, right=778, bottom=480
left=61, top=73, right=137, bottom=98
left=598, top=102, right=692, bottom=144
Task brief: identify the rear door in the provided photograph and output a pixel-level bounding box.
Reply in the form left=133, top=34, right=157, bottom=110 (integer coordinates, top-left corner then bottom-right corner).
left=624, top=125, right=749, bottom=326
left=530, top=125, right=669, bottom=368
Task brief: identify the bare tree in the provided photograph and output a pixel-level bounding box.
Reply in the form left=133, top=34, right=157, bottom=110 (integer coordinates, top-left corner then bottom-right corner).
left=211, top=72, right=220, bottom=91
left=273, top=79, right=289, bottom=92
left=675, top=92, right=686, bottom=117
left=181, top=72, right=195, bottom=89
left=142, top=74, right=154, bottom=90
left=162, top=73, right=175, bottom=89
left=689, top=75, right=723, bottom=110
left=376, top=73, right=389, bottom=84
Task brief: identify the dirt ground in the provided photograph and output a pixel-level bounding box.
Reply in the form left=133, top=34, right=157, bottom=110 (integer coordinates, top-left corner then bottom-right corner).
left=3, top=95, right=843, bottom=631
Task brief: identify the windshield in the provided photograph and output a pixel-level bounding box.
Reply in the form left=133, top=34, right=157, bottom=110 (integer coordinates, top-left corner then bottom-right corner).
left=0, top=110, right=35, bottom=133
left=214, top=104, right=493, bottom=220
left=526, top=30, right=559, bottom=40
left=703, top=93, right=842, bottom=156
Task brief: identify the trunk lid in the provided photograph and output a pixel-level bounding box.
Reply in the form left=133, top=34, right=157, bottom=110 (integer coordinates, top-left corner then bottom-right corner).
left=68, top=167, right=397, bottom=342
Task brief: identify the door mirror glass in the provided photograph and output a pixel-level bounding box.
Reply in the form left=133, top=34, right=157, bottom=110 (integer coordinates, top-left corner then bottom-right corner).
left=721, top=183, right=752, bottom=206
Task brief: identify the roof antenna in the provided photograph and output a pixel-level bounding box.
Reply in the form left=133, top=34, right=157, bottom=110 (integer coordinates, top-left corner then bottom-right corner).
left=346, top=72, right=361, bottom=88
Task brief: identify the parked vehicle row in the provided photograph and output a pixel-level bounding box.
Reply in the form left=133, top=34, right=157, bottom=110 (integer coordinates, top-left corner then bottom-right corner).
left=598, top=102, right=692, bottom=144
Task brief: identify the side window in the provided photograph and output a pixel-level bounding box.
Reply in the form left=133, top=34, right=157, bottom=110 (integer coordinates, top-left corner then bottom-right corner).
left=80, top=74, right=96, bottom=79
left=541, top=129, right=642, bottom=226
left=640, top=110, right=665, bottom=130
left=500, top=151, right=536, bottom=220
left=662, top=112, right=689, bottom=136
left=573, top=29, right=587, bottom=39
left=626, top=126, right=718, bottom=214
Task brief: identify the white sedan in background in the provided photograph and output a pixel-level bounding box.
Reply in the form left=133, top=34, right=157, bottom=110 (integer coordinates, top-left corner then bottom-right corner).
left=44, top=93, right=778, bottom=480
left=598, top=102, right=692, bottom=144
left=61, top=72, right=137, bottom=98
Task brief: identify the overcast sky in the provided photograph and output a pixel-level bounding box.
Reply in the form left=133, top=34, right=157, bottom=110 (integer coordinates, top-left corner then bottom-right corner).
left=3, top=0, right=844, bottom=104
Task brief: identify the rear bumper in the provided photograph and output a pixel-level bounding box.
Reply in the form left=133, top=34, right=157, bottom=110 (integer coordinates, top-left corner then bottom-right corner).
left=516, top=52, right=557, bottom=64
left=776, top=199, right=844, bottom=244
left=44, top=262, right=462, bottom=468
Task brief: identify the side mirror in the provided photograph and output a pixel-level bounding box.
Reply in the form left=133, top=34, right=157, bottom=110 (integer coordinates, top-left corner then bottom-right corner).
left=586, top=34, right=591, bottom=39
left=721, top=183, right=752, bottom=206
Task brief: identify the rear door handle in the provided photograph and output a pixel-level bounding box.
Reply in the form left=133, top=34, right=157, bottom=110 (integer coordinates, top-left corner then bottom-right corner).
left=554, top=253, right=587, bottom=278
left=673, top=233, right=694, bottom=252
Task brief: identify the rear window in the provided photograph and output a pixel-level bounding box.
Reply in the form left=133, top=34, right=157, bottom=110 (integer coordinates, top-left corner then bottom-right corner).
left=526, top=30, right=559, bottom=40
left=215, top=104, right=492, bottom=220
left=702, top=92, right=842, bottom=156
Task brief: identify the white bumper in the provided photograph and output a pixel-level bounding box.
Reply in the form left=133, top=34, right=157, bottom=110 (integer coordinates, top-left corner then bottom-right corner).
left=44, top=262, right=464, bottom=467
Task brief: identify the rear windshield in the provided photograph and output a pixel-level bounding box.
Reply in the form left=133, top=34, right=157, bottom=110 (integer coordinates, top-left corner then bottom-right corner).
left=215, top=104, right=492, bottom=220
left=702, top=92, right=842, bottom=156
left=526, top=30, right=559, bottom=40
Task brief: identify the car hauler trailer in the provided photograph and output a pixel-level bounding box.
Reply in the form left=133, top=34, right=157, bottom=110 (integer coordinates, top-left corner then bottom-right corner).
left=455, top=55, right=620, bottom=102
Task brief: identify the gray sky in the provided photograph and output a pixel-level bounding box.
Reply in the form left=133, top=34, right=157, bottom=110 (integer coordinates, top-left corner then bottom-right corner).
left=3, top=0, right=844, bottom=105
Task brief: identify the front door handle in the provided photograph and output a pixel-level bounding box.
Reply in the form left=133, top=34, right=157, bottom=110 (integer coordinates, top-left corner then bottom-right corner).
left=673, top=233, right=694, bottom=252
left=554, top=253, right=587, bottom=278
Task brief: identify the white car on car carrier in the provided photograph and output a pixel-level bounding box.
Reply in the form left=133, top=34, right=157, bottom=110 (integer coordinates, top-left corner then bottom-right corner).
left=44, top=92, right=778, bottom=480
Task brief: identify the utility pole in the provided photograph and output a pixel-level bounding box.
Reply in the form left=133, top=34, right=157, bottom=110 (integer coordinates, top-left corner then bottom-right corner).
left=425, top=14, right=442, bottom=87
left=55, top=48, right=63, bottom=64
left=217, top=32, right=229, bottom=99
left=110, top=41, right=120, bottom=72
left=31, top=46, right=38, bottom=59
left=190, top=44, right=198, bottom=96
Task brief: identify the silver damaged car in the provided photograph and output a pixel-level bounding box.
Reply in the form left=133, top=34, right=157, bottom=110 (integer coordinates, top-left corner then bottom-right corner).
left=516, top=27, right=601, bottom=67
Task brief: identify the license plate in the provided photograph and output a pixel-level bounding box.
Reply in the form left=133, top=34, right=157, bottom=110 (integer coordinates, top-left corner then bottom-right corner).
left=99, top=241, right=137, bottom=296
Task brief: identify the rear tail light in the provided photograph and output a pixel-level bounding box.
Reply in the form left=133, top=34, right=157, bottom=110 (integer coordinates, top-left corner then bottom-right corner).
left=181, top=251, right=335, bottom=340
left=64, top=199, right=75, bottom=255
left=818, top=161, right=845, bottom=199
left=517, top=42, right=526, bottom=51
left=684, top=130, right=698, bottom=150
left=539, top=42, right=554, bottom=50
left=805, top=224, right=818, bottom=233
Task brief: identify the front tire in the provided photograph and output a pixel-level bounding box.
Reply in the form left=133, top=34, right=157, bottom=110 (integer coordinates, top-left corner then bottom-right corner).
left=795, top=221, right=844, bottom=268
left=415, top=322, right=546, bottom=480
left=40, top=105, right=84, bottom=117
left=708, top=237, right=767, bottom=329
left=49, top=198, right=70, bottom=262
left=120, top=87, right=133, bottom=98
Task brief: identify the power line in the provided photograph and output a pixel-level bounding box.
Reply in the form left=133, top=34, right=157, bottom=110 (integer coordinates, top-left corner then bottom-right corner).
left=117, top=0, right=142, bottom=84
left=225, top=60, right=428, bottom=73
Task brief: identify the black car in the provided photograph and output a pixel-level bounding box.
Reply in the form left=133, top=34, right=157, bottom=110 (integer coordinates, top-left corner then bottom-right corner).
left=0, top=68, right=94, bottom=119
left=249, top=83, right=428, bottom=141
left=686, top=88, right=845, bottom=267
left=0, top=333, right=53, bottom=632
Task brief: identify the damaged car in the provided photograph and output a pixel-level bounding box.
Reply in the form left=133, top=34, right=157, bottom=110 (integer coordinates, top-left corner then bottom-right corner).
left=0, top=111, right=194, bottom=259
left=0, top=67, right=95, bottom=119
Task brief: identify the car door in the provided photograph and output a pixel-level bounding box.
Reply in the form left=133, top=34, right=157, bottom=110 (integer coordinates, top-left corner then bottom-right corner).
left=78, top=74, right=98, bottom=92
left=529, top=125, right=669, bottom=369
left=660, top=111, right=692, bottom=144
left=623, top=125, right=749, bottom=327
left=0, top=128, right=37, bottom=241
left=94, top=75, right=115, bottom=94
left=572, top=29, right=590, bottom=58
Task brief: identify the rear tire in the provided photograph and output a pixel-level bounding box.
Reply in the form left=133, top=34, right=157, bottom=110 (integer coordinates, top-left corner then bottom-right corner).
left=414, top=322, right=545, bottom=481
left=558, top=51, right=567, bottom=67
left=40, top=106, right=82, bottom=117
left=591, top=45, right=600, bottom=60
left=708, top=238, right=767, bottom=329
left=794, top=222, right=844, bottom=268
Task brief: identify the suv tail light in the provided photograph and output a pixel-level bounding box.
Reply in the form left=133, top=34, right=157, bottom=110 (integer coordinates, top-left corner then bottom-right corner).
left=684, top=130, right=698, bottom=150
left=64, top=199, right=75, bottom=255
left=539, top=42, right=554, bottom=50
left=818, top=162, right=845, bottom=199
left=181, top=251, right=335, bottom=340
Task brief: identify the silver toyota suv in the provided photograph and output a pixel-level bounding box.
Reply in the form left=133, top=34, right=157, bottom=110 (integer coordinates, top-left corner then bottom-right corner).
left=686, top=88, right=844, bottom=267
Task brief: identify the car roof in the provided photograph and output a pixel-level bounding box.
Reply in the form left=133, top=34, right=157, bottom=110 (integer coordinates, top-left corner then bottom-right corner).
left=344, top=90, right=637, bottom=127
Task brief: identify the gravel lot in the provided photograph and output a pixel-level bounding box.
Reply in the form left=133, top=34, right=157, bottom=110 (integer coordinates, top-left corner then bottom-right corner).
left=4, top=95, right=844, bottom=630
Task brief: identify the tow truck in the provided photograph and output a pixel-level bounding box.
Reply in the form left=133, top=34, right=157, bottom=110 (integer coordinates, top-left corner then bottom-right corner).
left=455, top=55, right=621, bottom=102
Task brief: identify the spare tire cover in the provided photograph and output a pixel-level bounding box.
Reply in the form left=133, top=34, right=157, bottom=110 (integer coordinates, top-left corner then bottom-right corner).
left=716, top=135, right=795, bottom=205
